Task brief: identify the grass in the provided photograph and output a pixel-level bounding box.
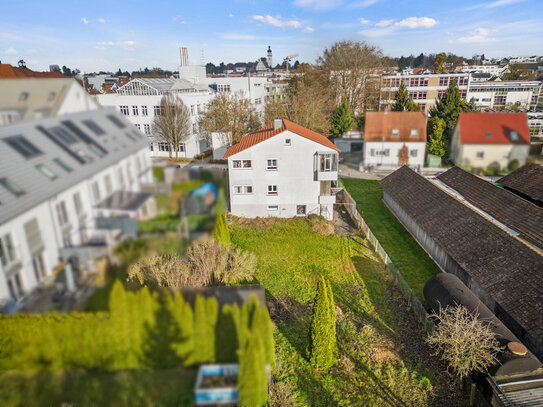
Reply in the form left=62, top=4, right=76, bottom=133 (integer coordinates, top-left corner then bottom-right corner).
left=0, top=367, right=197, bottom=407
left=342, top=179, right=440, bottom=300
left=230, top=217, right=438, bottom=406
left=152, top=166, right=164, bottom=183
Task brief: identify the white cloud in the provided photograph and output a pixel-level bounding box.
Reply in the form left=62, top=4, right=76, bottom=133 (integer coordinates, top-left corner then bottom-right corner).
left=486, top=0, right=525, bottom=7
left=394, top=17, right=438, bottom=29
left=220, top=33, right=257, bottom=40
left=81, top=17, right=88, bottom=25
left=359, top=18, right=371, bottom=25
left=303, top=26, right=315, bottom=33
left=98, top=18, right=106, bottom=23
left=253, top=15, right=302, bottom=29
left=94, top=41, right=139, bottom=51
left=347, top=0, right=381, bottom=8
left=456, top=28, right=497, bottom=43
left=5, top=47, right=17, bottom=55
left=375, top=19, right=394, bottom=27
left=293, top=0, right=343, bottom=12
left=228, top=13, right=233, bottom=17
left=96, top=41, right=115, bottom=47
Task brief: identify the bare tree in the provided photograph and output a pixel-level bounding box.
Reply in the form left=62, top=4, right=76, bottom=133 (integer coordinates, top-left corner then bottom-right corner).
left=199, top=91, right=261, bottom=145
left=152, top=93, right=192, bottom=160
left=427, top=305, right=502, bottom=380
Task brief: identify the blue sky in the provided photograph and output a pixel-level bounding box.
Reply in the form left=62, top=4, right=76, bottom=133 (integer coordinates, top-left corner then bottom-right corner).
left=1, top=0, right=542, bottom=72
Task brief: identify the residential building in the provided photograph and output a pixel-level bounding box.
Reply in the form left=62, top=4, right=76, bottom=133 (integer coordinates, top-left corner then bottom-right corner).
left=455, top=64, right=508, bottom=79
left=85, top=74, right=120, bottom=92
left=466, top=80, right=541, bottom=110
left=450, top=112, right=530, bottom=170
left=380, top=72, right=471, bottom=113
left=224, top=119, right=340, bottom=220
left=0, top=108, right=152, bottom=303
left=527, top=112, right=543, bottom=140
left=205, top=76, right=269, bottom=114
left=381, top=166, right=543, bottom=359
left=96, top=78, right=214, bottom=158
left=363, top=112, right=426, bottom=170
left=0, top=78, right=99, bottom=126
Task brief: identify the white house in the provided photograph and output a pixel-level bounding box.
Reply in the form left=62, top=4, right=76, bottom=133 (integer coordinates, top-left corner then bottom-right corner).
left=96, top=78, right=215, bottom=159
left=0, top=78, right=99, bottom=126
left=450, top=112, right=531, bottom=170
left=363, top=112, right=427, bottom=171
left=0, top=108, right=152, bottom=304
left=467, top=80, right=541, bottom=110
left=224, top=119, right=340, bottom=220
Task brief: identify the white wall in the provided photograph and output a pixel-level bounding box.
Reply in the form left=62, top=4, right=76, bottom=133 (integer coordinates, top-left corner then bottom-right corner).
left=205, top=77, right=268, bottom=114
left=228, top=130, right=337, bottom=220
left=363, top=141, right=426, bottom=169
left=454, top=144, right=529, bottom=169
left=57, top=82, right=99, bottom=115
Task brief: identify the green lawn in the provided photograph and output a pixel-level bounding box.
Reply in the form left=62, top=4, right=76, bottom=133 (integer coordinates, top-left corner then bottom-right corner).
left=342, top=178, right=440, bottom=300
left=231, top=217, right=440, bottom=407
left=0, top=368, right=197, bottom=407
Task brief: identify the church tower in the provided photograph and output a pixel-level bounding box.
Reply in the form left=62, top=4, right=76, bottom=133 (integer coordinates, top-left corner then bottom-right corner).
left=267, top=46, right=272, bottom=69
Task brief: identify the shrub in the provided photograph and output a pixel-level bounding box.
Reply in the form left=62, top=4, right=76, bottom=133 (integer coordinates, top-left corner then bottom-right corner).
left=138, top=214, right=180, bottom=234
left=238, top=329, right=268, bottom=407
left=309, top=276, right=337, bottom=371
left=508, top=159, right=519, bottom=172
left=213, top=212, right=231, bottom=248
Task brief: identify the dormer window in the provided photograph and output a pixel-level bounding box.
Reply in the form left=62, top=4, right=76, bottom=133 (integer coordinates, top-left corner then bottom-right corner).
left=510, top=130, right=519, bottom=141
left=486, top=131, right=491, bottom=139
left=410, top=129, right=418, bottom=137
left=391, top=129, right=400, bottom=137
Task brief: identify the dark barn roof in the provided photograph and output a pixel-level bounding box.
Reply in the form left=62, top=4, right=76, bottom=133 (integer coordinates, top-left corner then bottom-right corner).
left=437, top=166, right=543, bottom=250
left=498, top=164, right=543, bottom=206
left=380, top=166, right=543, bottom=349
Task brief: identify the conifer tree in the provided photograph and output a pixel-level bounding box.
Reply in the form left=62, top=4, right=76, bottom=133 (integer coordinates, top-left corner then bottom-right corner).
left=325, top=279, right=338, bottom=360
left=173, top=293, right=194, bottom=363
left=427, top=116, right=446, bottom=158
left=391, top=83, right=421, bottom=112
left=309, top=276, right=337, bottom=371
left=238, top=329, right=268, bottom=407
left=330, top=100, right=354, bottom=136
left=108, top=280, right=130, bottom=367
left=192, top=295, right=209, bottom=364
left=205, top=296, right=219, bottom=362
left=216, top=304, right=240, bottom=362
left=213, top=212, right=231, bottom=249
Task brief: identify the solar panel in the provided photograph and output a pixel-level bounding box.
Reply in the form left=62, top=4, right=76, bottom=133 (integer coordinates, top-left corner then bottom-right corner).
left=3, top=135, right=42, bottom=158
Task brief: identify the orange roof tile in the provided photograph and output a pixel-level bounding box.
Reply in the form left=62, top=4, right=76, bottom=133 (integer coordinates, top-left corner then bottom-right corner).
left=364, top=112, right=427, bottom=142
left=224, top=119, right=339, bottom=158
left=458, top=112, right=530, bottom=145
left=0, top=64, right=26, bottom=78
left=0, top=64, right=65, bottom=78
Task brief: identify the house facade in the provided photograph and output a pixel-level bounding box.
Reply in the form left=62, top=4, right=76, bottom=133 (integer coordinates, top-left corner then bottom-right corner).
left=0, top=108, right=152, bottom=303
left=363, top=112, right=427, bottom=171
left=225, top=119, right=339, bottom=220
left=450, top=112, right=530, bottom=170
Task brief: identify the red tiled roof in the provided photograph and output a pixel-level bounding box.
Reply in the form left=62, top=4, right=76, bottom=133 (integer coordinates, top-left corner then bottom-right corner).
left=0, top=64, right=65, bottom=78
left=0, top=64, right=26, bottom=78
left=458, top=112, right=530, bottom=145
left=224, top=119, right=339, bottom=158
left=364, top=111, right=427, bottom=142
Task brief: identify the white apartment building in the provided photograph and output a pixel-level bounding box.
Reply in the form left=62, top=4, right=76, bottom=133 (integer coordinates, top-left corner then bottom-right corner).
left=225, top=119, right=339, bottom=220
left=205, top=76, right=269, bottom=114
left=455, top=65, right=508, bottom=78
left=527, top=111, right=543, bottom=140
left=363, top=112, right=427, bottom=171
left=0, top=78, right=99, bottom=126
left=467, top=80, right=542, bottom=110
left=96, top=78, right=215, bottom=159
left=380, top=73, right=471, bottom=113
left=0, top=108, right=152, bottom=303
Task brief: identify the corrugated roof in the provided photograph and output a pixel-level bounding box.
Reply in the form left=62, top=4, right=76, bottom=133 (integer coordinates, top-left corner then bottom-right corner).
left=364, top=112, right=427, bottom=142
left=498, top=164, right=543, bottom=205
left=0, top=108, right=148, bottom=225
left=437, top=167, right=543, bottom=250
left=381, top=166, right=543, bottom=351
left=224, top=119, right=339, bottom=158
left=458, top=112, right=530, bottom=145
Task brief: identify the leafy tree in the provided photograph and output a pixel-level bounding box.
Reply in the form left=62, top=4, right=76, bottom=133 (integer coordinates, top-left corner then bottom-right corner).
left=152, top=93, right=192, bottom=160
left=205, top=62, right=216, bottom=74
left=427, top=305, right=501, bottom=380
left=199, top=91, right=261, bottom=145
left=330, top=100, right=354, bottom=136
left=434, top=52, right=447, bottom=73
left=427, top=116, right=446, bottom=158
left=309, top=276, right=337, bottom=370
left=391, top=83, right=421, bottom=112
left=264, top=98, right=289, bottom=124
left=238, top=329, right=268, bottom=406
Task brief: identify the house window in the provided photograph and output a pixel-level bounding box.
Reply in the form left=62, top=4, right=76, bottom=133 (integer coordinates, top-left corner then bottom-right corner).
left=36, top=164, right=57, bottom=180
left=118, top=168, right=126, bottom=189
left=141, top=105, right=148, bottom=116
left=120, top=105, right=129, bottom=115
left=232, top=160, right=252, bottom=169
left=154, top=105, right=162, bottom=116
left=73, top=192, right=83, bottom=216
left=135, top=124, right=141, bottom=130
left=285, top=138, right=291, bottom=145
left=510, top=131, right=519, bottom=141
left=144, top=124, right=151, bottom=134
left=410, top=150, right=418, bottom=157
left=132, top=106, right=139, bottom=116
left=476, top=151, right=484, bottom=159
left=267, top=205, right=278, bottom=211
left=158, top=142, right=171, bottom=152
left=191, top=105, right=195, bottom=115
left=7, top=273, right=24, bottom=300
left=296, top=205, right=306, bottom=215
left=266, top=159, right=278, bottom=170
left=267, top=185, right=278, bottom=195
left=410, top=129, right=419, bottom=137
left=92, top=181, right=101, bottom=202
left=56, top=201, right=69, bottom=226
left=32, top=252, right=46, bottom=281
left=104, top=175, right=113, bottom=195
left=319, top=153, right=337, bottom=172
left=233, top=185, right=253, bottom=194
left=391, top=129, right=400, bottom=137
left=0, top=233, right=17, bottom=267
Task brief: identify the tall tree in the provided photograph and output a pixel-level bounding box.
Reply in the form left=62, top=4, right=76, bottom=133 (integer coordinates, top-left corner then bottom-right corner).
left=330, top=100, right=354, bottom=136
left=151, top=93, right=192, bottom=159
left=199, top=91, right=261, bottom=145
left=434, top=52, right=447, bottom=73
left=238, top=329, right=268, bottom=406
left=309, top=276, right=337, bottom=371
left=264, top=98, right=289, bottom=125
left=391, top=83, right=421, bottom=112
left=427, top=116, right=446, bottom=158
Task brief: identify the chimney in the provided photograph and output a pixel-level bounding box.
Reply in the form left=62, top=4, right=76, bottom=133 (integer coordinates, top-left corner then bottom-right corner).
left=274, top=119, right=282, bottom=130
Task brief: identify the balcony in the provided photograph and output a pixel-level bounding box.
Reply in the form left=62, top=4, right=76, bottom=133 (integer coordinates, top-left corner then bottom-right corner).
left=319, top=195, right=336, bottom=205
left=315, top=152, right=339, bottom=181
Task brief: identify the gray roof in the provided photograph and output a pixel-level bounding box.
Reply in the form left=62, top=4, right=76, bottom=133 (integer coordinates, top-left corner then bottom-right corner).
left=117, top=78, right=212, bottom=95
left=0, top=107, right=149, bottom=225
